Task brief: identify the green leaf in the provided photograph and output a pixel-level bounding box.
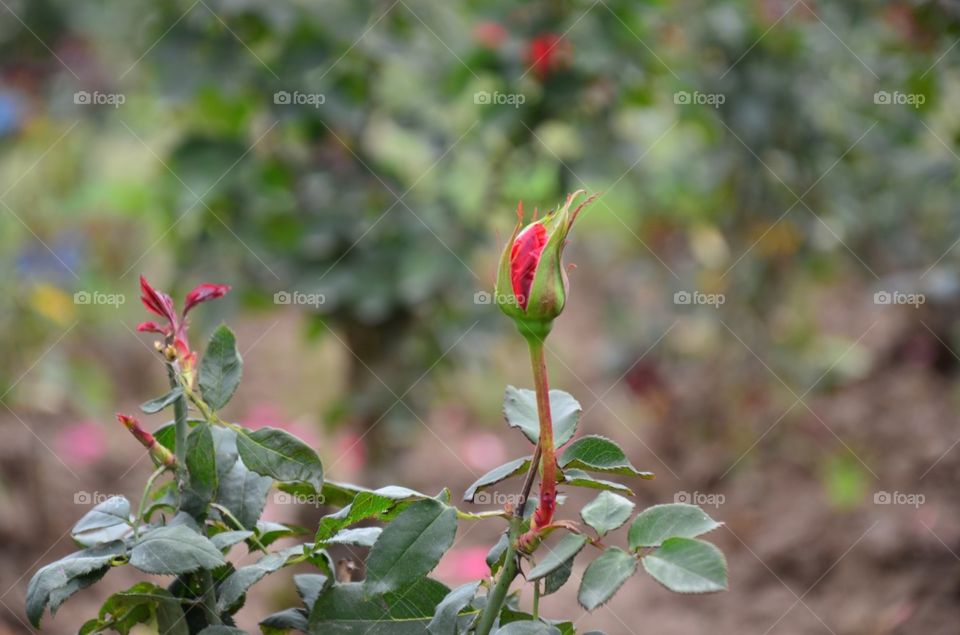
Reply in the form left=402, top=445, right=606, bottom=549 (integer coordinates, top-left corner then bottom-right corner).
left=81, top=582, right=187, bottom=635
left=26, top=541, right=123, bottom=627
left=309, top=579, right=450, bottom=634
left=641, top=537, right=728, bottom=593
left=154, top=418, right=205, bottom=453
left=218, top=456, right=273, bottom=529
left=427, top=581, right=480, bottom=635
left=210, top=530, right=253, bottom=551
left=237, top=427, right=324, bottom=493
left=199, top=325, right=243, bottom=410
left=463, top=456, right=531, bottom=502
left=198, top=627, right=246, bottom=634
left=211, top=425, right=240, bottom=478
left=182, top=422, right=218, bottom=517
left=528, top=534, right=588, bottom=581
left=486, top=532, right=509, bottom=575
left=580, top=492, right=635, bottom=536
left=560, top=468, right=636, bottom=495
left=72, top=496, right=131, bottom=546
left=318, top=480, right=370, bottom=508
left=504, top=386, right=581, bottom=447
left=213, top=426, right=271, bottom=528
left=139, top=387, right=184, bottom=414
left=627, top=503, right=722, bottom=549
left=130, top=525, right=225, bottom=574
left=559, top=436, right=652, bottom=477
left=363, top=499, right=457, bottom=595
left=294, top=573, right=329, bottom=611
left=256, top=520, right=306, bottom=548
left=543, top=556, right=574, bottom=596
left=315, top=487, right=429, bottom=543
left=217, top=544, right=309, bottom=613
left=142, top=480, right=178, bottom=522
left=261, top=608, right=309, bottom=632
left=578, top=547, right=637, bottom=611
left=320, top=526, right=382, bottom=548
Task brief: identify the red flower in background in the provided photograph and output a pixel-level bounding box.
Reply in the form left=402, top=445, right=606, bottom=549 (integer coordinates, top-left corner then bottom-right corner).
left=137, top=275, right=230, bottom=373
left=526, top=33, right=572, bottom=78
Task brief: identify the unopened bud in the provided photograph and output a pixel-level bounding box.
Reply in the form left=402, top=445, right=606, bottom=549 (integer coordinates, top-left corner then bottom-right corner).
left=117, top=413, right=176, bottom=468
left=495, top=191, right=595, bottom=341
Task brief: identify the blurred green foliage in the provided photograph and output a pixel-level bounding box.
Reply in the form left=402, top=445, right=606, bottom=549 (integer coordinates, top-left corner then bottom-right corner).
left=3, top=0, right=960, bottom=444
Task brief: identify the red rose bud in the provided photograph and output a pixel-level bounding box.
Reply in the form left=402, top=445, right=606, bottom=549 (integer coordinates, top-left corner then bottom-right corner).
left=494, top=190, right=595, bottom=341
left=183, top=283, right=231, bottom=315
left=117, top=413, right=176, bottom=468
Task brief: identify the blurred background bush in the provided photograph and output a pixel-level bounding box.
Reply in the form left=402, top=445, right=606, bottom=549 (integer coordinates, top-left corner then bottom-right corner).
left=2, top=1, right=960, bottom=633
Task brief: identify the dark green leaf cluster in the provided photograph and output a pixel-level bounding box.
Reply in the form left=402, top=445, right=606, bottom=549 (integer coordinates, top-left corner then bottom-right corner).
left=27, top=325, right=727, bottom=634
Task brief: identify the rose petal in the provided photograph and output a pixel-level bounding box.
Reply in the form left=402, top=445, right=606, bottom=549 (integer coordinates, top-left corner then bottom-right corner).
left=510, top=222, right=547, bottom=309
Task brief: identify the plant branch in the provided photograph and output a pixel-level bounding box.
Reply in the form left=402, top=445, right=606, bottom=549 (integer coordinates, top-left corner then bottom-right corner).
left=513, top=443, right=542, bottom=520
left=475, top=516, right=522, bottom=635
left=533, top=579, right=541, bottom=620
left=211, top=503, right=268, bottom=554
left=518, top=338, right=557, bottom=547
left=198, top=569, right=221, bottom=625
left=133, top=465, right=167, bottom=539
left=166, top=361, right=189, bottom=491
left=166, top=356, right=221, bottom=626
